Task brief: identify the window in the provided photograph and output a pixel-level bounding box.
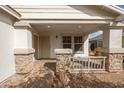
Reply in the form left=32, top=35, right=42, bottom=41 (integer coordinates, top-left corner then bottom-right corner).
left=63, top=36, right=72, bottom=48
left=74, top=36, right=83, bottom=52
left=62, top=36, right=83, bottom=53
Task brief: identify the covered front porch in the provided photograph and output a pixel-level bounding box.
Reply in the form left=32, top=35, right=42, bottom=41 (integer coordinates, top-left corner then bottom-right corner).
left=14, top=20, right=124, bottom=73
left=12, top=5, right=124, bottom=74
left=31, top=23, right=108, bottom=73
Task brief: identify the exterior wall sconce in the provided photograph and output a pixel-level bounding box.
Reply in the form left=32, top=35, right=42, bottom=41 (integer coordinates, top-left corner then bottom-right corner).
left=56, top=35, right=58, bottom=38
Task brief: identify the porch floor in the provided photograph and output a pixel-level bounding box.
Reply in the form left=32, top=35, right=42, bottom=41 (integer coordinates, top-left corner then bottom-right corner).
left=0, top=59, right=124, bottom=88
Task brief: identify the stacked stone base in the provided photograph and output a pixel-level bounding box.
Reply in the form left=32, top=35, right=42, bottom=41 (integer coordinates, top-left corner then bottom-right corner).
left=106, top=53, right=123, bottom=72
left=14, top=48, right=35, bottom=74
left=56, top=54, right=72, bottom=72
left=15, top=54, right=34, bottom=74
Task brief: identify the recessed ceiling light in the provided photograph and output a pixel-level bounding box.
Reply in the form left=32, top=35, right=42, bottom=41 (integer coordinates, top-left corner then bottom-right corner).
left=78, top=25, right=81, bottom=28
left=47, top=25, right=51, bottom=28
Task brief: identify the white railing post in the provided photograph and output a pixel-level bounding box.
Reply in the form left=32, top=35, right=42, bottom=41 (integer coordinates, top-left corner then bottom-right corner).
left=88, top=57, right=90, bottom=69
left=103, top=57, right=106, bottom=70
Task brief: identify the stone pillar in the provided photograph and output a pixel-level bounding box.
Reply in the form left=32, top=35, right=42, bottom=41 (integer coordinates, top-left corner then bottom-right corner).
left=103, top=26, right=124, bottom=72
left=55, top=49, right=72, bottom=86
left=106, top=53, right=123, bottom=72
left=14, top=49, right=35, bottom=74
left=55, top=49, right=72, bottom=72
left=14, top=22, right=35, bottom=74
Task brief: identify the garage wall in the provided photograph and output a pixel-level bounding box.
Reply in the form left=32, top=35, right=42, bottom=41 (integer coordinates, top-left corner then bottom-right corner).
left=0, top=9, right=16, bottom=82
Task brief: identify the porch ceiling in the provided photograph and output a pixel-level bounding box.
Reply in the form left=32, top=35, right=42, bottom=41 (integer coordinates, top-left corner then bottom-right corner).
left=31, top=24, right=107, bottom=35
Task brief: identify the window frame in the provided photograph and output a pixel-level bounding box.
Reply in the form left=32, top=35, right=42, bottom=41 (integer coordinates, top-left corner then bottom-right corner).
left=62, top=36, right=72, bottom=49
left=74, top=36, right=84, bottom=53
left=62, top=35, right=84, bottom=54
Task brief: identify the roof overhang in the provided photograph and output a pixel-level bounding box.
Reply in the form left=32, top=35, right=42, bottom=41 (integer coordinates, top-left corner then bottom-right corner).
left=98, top=5, right=124, bottom=22
left=0, top=5, right=21, bottom=19
left=5, top=5, right=124, bottom=22
left=104, top=5, right=124, bottom=15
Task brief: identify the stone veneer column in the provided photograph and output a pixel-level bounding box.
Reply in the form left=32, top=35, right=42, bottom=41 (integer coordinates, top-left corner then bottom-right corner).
left=55, top=49, right=72, bottom=72
left=14, top=49, right=35, bottom=74
left=14, top=22, right=35, bottom=74
left=55, top=49, right=72, bottom=86
left=103, top=26, right=124, bottom=72
left=106, top=53, right=123, bottom=72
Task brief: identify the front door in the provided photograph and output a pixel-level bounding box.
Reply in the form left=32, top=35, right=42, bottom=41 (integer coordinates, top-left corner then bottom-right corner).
left=39, top=36, right=50, bottom=58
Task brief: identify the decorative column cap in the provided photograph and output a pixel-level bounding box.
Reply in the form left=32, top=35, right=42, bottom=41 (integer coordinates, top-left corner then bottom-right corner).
left=14, top=21, right=32, bottom=29
left=109, top=22, right=124, bottom=29
left=102, top=48, right=124, bottom=53
left=14, top=48, right=35, bottom=55
left=54, top=49, right=72, bottom=54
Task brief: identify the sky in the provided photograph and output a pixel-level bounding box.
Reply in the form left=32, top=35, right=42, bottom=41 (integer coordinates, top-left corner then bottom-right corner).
left=118, top=5, right=124, bottom=9
left=89, top=31, right=103, bottom=39
left=90, top=5, right=124, bottom=39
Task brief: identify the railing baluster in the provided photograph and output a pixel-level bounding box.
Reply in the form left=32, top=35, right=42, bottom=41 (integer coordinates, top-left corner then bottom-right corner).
left=88, top=58, right=90, bottom=69
left=84, top=61, right=86, bottom=69
left=81, top=60, right=83, bottom=69
left=103, top=58, right=105, bottom=69
left=69, top=56, right=106, bottom=72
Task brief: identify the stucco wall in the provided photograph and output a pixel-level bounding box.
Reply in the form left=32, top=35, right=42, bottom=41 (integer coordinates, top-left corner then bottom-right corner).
left=50, top=34, right=62, bottom=58
left=103, top=28, right=122, bottom=51
left=0, top=10, right=16, bottom=82
left=14, top=29, right=32, bottom=49
left=109, top=29, right=122, bottom=48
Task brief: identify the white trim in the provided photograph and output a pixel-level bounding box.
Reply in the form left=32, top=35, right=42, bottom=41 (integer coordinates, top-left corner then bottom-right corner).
left=0, top=5, right=21, bottom=19
left=33, top=34, right=40, bottom=59
left=62, top=35, right=84, bottom=54
left=38, top=35, right=40, bottom=59
left=20, top=20, right=112, bottom=24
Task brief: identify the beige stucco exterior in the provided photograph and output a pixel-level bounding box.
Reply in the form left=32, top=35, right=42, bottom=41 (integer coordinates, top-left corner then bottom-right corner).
left=0, top=5, right=124, bottom=82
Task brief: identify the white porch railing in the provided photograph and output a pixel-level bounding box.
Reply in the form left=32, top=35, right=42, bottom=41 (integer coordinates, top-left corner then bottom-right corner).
left=70, top=56, right=106, bottom=72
